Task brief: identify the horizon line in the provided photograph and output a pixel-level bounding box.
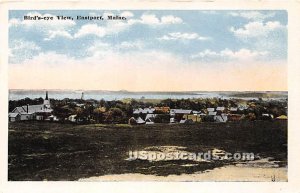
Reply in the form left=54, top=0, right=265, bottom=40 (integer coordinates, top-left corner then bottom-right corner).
left=8, top=89, right=288, bottom=92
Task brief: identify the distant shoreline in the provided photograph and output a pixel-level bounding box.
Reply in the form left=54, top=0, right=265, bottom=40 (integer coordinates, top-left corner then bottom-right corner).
left=8, top=90, right=288, bottom=101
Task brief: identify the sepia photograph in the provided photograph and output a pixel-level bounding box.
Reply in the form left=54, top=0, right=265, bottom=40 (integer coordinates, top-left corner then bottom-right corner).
left=6, top=9, right=289, bottom=182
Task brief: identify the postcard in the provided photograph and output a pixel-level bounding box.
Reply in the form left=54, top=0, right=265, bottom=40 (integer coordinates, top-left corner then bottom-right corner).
left=1, top=0, right=300, bottom=193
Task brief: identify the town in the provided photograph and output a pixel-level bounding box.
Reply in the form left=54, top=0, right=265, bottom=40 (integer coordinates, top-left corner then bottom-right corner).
left=8, top=91, right=288, bottom=124
left=8, top=91, right=288, bottom=181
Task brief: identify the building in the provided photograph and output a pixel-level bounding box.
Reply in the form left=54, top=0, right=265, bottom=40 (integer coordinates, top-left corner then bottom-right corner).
left=170, top=109, right=192, bottom=122
left=182, top=114, right=201, bottom=123
left=133, top=108, right=155, bottom=115
left=145, top=114, right=157, bottom=120
left=154, top=107, right=170, bottom=113
left=262, top=113, right=274, bottom=120
left=214, top=114, right=228, bottom=123
left=216, top=107, right=225, bottom=112
left=68, top=115, right=77, bottom=122
left=9, top=91, right=53, bottom=121
left=170, top=109, right=192, bottom=116
left=128, top=116, right=146, bottom=125
left=136, top=117, right=146, bottom=124
left=8, top=113, right=20, bottom=122
left=208, top=111, right=217, bottom=116
left=275, top=115, right=288, bottom=120
left=229, top=107, right=238, bottom=112
left=179, top=119, right=194, bottom=124
left=207, top=108, right=215, bottom=112
left=228, top=114, right=243, bottom=121
left=238, top=104, right=248, bottom=111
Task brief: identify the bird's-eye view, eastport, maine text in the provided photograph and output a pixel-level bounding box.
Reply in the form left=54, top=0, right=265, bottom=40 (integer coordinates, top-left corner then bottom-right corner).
left=8, top=10, right=287, bottom=181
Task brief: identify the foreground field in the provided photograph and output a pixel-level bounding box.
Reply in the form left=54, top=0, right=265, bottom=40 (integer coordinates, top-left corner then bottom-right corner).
left=8, top=121, right=287, bottom=181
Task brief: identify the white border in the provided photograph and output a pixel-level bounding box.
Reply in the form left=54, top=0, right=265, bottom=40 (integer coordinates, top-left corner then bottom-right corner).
left=1, top=1, right=300, bottom=193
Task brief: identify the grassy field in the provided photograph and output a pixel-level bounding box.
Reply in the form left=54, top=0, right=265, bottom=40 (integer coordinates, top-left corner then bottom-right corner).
left=8, top=121, right=287, bottom=181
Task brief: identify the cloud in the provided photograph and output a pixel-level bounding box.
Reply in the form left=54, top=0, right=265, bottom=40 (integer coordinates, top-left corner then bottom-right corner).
left=191, top=48, right=268, bottom=61
left=161, top=15, right=183, bottom=24
left=74, top=24, right=106, bottom=38
left=120, top=11, right=134, bottom=18
left=68, top=14, right=183, bottom=39
left=9, top=11, right=76, bottom=30
left=44, top=30, right=73, bottom=40
left=86, top=40, right=145, bottom=57
left=9, top=39, right=41, bottom=63
left=117, top=41, right=144, bottom=49
left=229, top=21, right=287, bottom=61
left=158, top=32, right=210, bottom=41
left=128, top=14, right=183, bottom=25
left=228, top=11, right=275, bottom=21
left=230, top=21, right=286, bottom=38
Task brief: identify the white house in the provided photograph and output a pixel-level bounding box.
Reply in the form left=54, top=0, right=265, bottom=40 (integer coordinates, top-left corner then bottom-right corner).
left=208, top=111, right=217, bottom=116
left=207, top=108, right=215, bottom=113
left=229, top=107, right=238, bottom=112
left=136, top=117, right=146, bottom=124
left=133, top=107, right=155, bottom=114
left=170, top=109, right=192, bottom=116
left=8, top=113, right=20, bottom=122
left=9, top=91, right=53, bottom=121
left=214, top=114, right=228, bottom=123
left=68, top=114, right=77, bottom=122
left=216, top=107, right=225, bottom=111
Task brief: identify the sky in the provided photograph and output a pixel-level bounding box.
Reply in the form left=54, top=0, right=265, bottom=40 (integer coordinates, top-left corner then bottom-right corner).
left=8, top=10, right=287, bottom=91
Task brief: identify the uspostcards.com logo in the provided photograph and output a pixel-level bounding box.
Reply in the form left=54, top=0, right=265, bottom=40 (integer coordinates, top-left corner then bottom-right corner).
left=128, top=150, right=255, bottom=162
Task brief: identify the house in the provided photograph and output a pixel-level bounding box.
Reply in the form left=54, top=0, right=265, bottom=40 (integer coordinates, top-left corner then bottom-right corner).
left=208, top=111, right=217, bottom=116
left=11, top=104, right=53, bottom=120
left=68, top=114, right=77, bottom=122
left=207, top=108, right=215, bottom=112
left=8, top=113, right=20, bottom=122
left=179, top=119, right=194, bottom=124
left=204, top=110, right=217, bottom=122
left=49, top=115, right=59, bottom=121
left=136, top=117, right=145, bottom=124
left=128, top=117, right=137, bottom=125
left=35, top=112, right=45, bottom=120
left=154, top=107, right=170, bottom=113
left=170, top=117, right=175, bottom=123
left=214, top=114, right=228, bottom=123
left=275, top=115, right=288, bottom=120
left=183, top=114, right=201, bottom=123
left=128, top=116, right=146, bottom=125
left=229, top=107, right=238, bottom=112
left=145, top=118, right=155, bottom=124
left=170, top=109, right=192, bottom=115
left=262, top=113, right=274, bottom=120
left=170, top=109, right=192, bottom=122
left=238, top=104, right=248, bottom=111
left=9, top=91, right=53, bottom=121
left=133, top=108, right=155, bottom=115
left=145, top=114, right=157, bottom=124
left=216, top=107, right=225, bottom=112
left=228, top=114, right=243, bottom=121
left=145, top=114, right=157, bottom=120
left=192, top=110, right=201, bottom=114
left=75, top=103, right=85, bottom=108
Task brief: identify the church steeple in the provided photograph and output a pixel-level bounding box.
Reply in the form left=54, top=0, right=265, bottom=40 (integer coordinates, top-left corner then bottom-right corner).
left=44, top=91, right=50, bottom=107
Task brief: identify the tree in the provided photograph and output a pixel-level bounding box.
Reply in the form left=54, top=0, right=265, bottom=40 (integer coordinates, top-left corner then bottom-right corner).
left=104, top=108, right=126, bottom=123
